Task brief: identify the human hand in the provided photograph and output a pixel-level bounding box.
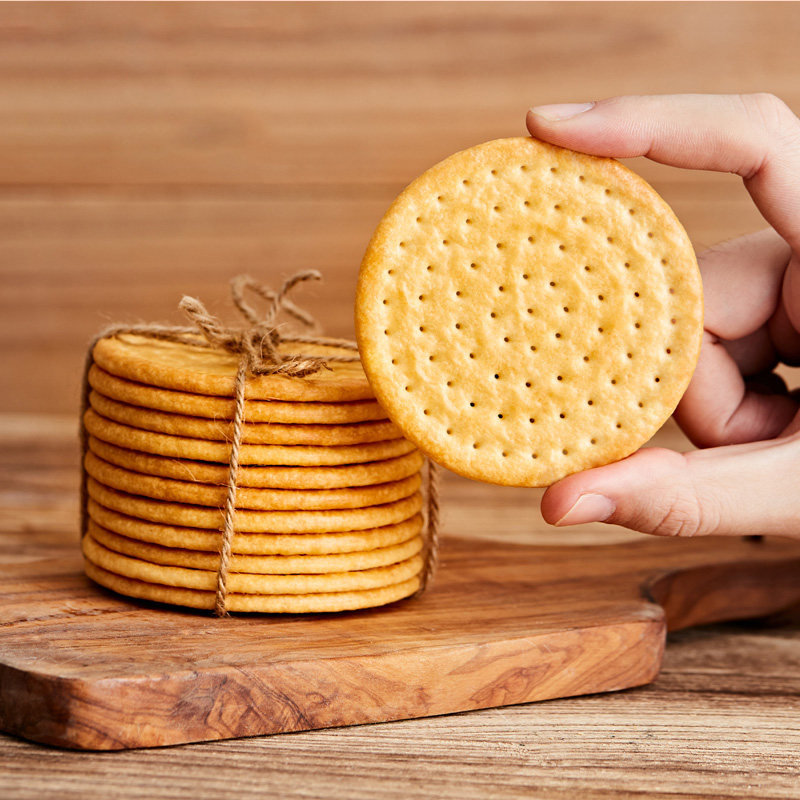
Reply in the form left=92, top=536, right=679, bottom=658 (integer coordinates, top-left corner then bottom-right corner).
left=526, top=94, right=800, bottom=537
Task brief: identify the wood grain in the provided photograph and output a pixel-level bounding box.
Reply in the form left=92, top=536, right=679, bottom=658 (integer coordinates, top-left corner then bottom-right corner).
left=4, top=533, right=800, bottom=753
left=2, top=414, right=800, bottom=752
left=0, top=537, right=661, bottom=749
left=2, top=415, right=800, bottom=793
left=2, top=1, right=796, bottom=413
left=0, top=3, right=798, bottom=186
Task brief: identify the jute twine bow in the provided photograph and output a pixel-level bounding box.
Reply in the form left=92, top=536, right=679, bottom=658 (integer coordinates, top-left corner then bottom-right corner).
left=79, top=271, right=440, bottom=616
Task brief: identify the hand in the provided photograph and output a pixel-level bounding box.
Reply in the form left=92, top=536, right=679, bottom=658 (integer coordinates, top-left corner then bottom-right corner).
left=526, top=94, right=800, bottom=538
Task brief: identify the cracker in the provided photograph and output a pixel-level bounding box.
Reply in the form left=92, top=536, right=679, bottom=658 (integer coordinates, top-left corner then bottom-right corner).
left=89, top=365, right=387, bottom=424
left=88, top=436, right=426, bottom=490
left=84, top=451, right=421, bottom=511
left=93, top=334, right=374, bottom=402
left=88, top=520, right=424, bottom=574
left=87, top=477, right=424, bottom=532
left=84, top=408, right=417, bottom=466
left=88, top=390, right=401, bottom=446
left=83, top=533, right=423, bottom=594
left=356, top=136, right=703, bottom=487
left=84, top=559, right=420, bottom=612
left=88, top=499, right=424, bottom=554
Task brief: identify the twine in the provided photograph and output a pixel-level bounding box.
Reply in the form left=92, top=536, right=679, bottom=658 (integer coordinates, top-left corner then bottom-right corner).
left=79, top=271, right=440, bottom=615
left=418, top=458, right=439, bottom=593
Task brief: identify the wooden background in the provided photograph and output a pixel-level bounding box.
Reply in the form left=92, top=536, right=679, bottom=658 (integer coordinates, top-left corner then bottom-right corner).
left=3, top=1, right=798, bottom=414
left=3, top=3, right=800, bottom=798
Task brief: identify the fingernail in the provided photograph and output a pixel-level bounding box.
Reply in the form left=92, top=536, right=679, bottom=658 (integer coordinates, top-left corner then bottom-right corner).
left=555, top=493, right=615, bottom=526
left=529, top=102, right=595, bottom=122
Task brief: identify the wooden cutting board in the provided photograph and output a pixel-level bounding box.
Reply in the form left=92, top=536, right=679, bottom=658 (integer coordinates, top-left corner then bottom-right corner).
left=2, top=534, right=800, bottom=751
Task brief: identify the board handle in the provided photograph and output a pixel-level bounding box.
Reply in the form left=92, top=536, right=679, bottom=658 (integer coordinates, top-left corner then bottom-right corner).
left=645, top=557, right=800, bottom=631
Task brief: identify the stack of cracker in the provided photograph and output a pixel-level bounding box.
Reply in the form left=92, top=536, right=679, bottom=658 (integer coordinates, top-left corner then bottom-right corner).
left=81, top=331, right=427, bottom=613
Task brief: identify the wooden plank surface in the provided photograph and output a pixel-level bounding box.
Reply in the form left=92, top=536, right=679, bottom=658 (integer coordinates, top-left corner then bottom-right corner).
left=3, top=1, right=800, bottom=796
left=1, top=415, right=800, bottom=796
left=0, top=536, right=668, bottom=750
left=6, top=473, right=800, bottom=751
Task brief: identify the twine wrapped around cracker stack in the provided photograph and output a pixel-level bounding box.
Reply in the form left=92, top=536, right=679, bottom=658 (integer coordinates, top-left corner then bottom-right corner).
left=79, top=271, right=439, bottom=616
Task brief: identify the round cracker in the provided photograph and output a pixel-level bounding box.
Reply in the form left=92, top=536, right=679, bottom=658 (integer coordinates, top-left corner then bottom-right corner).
left=88, top=520, right=424, bottom=574
left=84, top=560, right=420, bottom=612
left=84, top=451, right=421, bottom=511
left=88, top=436, right=426, bottom=490
left=356, top=137, right=703, bottom=487
left=88, top=499, right=425, bottom=554
left=87, top=477, right=424, bottom=533
left=89, top=364, right=388, bottom=424
left=93, top=334, right=374, bottom=402
left=84, top=408, right=417, bottom=466
left=83, top=533, right=423, bottom=594
left=88, top=390, right=402, bottom=446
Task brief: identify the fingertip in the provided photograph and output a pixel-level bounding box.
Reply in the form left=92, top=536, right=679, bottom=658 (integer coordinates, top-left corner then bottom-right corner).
left=540, top=481, right=574, bottom=525
left=524, top=108, right=538, bottom=137
left=527, top=102, right=596, bottom=126
left=540, top=468, right=599, bottom=525
left=525, top=106, right=585, bottom=142
left=525, top=98, right=636, bottom=156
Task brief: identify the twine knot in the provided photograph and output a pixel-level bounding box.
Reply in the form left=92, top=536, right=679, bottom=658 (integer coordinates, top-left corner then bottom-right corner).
left=179, top=270, right=338, bottom=378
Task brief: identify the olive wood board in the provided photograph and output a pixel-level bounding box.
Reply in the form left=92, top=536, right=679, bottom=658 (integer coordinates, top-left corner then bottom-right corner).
left=1, top=534, right=800, bottom=751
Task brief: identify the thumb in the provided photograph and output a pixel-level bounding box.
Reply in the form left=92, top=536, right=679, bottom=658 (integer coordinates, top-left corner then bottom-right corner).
left=540, top=435, right=800, bottom=538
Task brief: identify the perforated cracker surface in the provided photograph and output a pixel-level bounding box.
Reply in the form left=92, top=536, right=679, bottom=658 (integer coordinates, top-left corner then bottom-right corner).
left=356, top=137, right=703, bottom=487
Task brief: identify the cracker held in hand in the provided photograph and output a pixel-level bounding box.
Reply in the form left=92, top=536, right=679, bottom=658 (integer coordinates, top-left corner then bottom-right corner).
left=356, top=137, right=703, bottom=487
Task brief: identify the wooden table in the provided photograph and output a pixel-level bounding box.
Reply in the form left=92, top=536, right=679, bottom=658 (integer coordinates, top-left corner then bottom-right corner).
left=1, top=416, right=799, bottom=798
left=3, top=3, right=800, bottom=797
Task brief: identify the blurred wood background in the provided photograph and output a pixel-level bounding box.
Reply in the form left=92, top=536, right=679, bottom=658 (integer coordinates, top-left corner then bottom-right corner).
left=1, top=1, right=799, bottom=414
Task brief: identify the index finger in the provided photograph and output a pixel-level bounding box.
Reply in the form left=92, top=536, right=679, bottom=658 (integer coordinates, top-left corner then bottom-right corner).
left=526, top=93, right=800, bottom=250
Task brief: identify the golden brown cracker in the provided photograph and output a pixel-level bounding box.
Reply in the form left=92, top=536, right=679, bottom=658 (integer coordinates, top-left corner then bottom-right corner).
left=89, top=364, right=388, bottom=424
left=83, top=533, right=423, bottom=594
left=88, top=498, right=424, bottom=554
left=84, top=450, right=421, bottom=511
left=356, top=137, right=702, bottom=486
left=88, top=436, right=426, bottom=490
left=88, top=390, right=401, bottom=445
left=84, top=408, right=417, bottom=466
left=93, top=334, right=374, bottom=402
left=87, top=477, right=424, bottom=533
left=88, top=520, right=423, bottom=574
left=84, top=559, right=420, bottom=613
